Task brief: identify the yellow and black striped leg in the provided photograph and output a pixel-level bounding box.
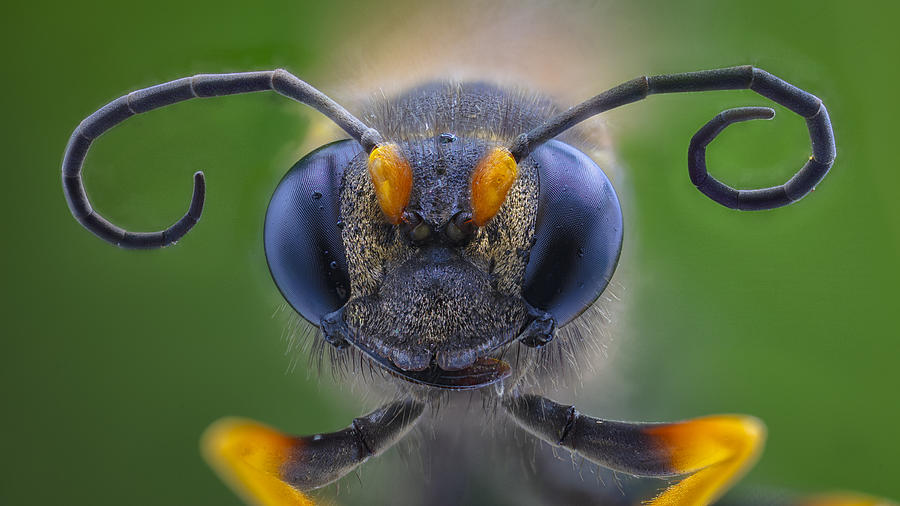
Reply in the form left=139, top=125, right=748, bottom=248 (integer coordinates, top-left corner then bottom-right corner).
left=503, top=392, right=765, bottom=506
left=201, top=399, right=424, bottom=506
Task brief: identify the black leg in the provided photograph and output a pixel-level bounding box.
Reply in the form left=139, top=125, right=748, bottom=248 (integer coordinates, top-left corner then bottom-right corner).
left=202, top=399, right=424, bottom=505
left=502, top=392, right=765, bottom=505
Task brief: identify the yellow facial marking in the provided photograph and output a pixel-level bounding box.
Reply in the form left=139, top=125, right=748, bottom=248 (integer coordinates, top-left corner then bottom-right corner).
left=202, top=417, right=314, bottom=506
left=470, top=146, right=518, bottom=226
left=367, top=143, right=412, bottom=224
left=644, top=415, right=766, bottom=506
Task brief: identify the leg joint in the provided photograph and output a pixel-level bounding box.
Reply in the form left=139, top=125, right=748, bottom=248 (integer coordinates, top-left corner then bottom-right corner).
left=558, top=405, right=579, bottom=447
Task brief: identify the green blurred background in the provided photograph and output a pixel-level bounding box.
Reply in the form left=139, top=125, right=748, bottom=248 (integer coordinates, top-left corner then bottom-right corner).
left=2, top=0, right=897, bottom=504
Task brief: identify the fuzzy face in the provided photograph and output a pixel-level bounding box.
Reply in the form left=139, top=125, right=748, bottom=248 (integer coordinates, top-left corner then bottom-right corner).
left=335, top=83, right=554, bottom=376
left=339, top=136, right=539, bottom=372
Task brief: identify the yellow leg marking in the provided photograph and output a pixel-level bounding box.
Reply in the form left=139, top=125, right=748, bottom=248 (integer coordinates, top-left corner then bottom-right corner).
left=201, top=417, right=314, bottom=506
left=798, top=493, right=899, bottom=506
left=644, top=415, right=766, bottom=506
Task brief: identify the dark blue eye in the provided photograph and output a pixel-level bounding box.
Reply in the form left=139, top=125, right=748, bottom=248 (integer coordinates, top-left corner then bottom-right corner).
left=522, top=140, right=623, bottom=327
left=264, top=140, right=361, bottom=326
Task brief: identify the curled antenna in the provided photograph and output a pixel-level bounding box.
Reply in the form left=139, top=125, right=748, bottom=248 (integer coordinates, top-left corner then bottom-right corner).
left=509, top=66, right=835, bottom=210
left=62, top=70, right=384, bottom=249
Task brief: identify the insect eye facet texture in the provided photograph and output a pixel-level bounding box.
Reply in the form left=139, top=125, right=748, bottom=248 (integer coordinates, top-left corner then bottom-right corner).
left=265, top=140, right=360, bottom=325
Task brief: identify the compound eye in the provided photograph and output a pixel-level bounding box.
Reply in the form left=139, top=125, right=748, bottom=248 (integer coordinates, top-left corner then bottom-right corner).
left=522, top=140, right=623, bottom=327
left=265, top=140, right=359, bottom=326
left=368, top=143, right=412, bottom=224
left=471, top=147, right=518, bottom=226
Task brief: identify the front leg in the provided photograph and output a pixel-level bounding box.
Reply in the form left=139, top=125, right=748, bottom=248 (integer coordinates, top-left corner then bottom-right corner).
left=502, top=392, right=764, bottom=506
left=202, top=399, right=424, bottom=506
